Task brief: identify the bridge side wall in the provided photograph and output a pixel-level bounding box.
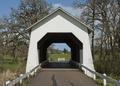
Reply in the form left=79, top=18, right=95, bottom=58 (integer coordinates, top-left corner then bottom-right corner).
left=26, top=15, right=95, bottom=78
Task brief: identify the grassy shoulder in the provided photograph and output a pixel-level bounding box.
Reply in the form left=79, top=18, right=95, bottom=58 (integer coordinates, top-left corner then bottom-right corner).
left=0, top=56, right=26, bottom=85
left=95, top=78, right=115, bottom=86
left=0, top=63, right=18, bottom=71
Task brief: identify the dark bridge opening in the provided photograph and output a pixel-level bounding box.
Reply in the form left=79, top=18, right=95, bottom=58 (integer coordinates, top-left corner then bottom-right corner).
left=37, top=33, right=83, bottom=68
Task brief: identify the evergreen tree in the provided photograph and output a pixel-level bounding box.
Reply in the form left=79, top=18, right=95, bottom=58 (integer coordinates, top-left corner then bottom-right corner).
left=63, top=48, right=68, bottom=54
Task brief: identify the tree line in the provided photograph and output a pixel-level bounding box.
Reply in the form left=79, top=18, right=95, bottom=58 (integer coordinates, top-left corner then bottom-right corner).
left=74, top=0, right=120, bottom=78
left=0, top=0, right=51, bottom=62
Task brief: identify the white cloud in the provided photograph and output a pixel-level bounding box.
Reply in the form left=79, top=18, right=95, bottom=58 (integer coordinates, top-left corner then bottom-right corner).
left=52, top=4, right=85, bottom=17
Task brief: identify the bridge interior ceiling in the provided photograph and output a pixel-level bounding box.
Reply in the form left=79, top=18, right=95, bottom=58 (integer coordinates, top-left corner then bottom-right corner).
left=37, top=33, right=83, bottom=63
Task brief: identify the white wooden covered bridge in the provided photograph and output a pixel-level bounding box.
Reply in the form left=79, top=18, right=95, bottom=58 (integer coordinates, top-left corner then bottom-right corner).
left=26, top=7, right=95, bottom=78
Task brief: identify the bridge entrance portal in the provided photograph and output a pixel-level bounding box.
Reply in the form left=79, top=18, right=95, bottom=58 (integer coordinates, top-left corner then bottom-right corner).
left=37, top=33, right=83, bottom=68
left=26, top=8, right=95, bottom=78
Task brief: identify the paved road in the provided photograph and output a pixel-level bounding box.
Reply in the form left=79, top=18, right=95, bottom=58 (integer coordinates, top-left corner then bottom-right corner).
left=29, top=69, right=99, bottom=86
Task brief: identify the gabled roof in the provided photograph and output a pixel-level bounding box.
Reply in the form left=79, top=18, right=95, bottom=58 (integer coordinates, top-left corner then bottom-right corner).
left=27, top=7, right=93, bottom=34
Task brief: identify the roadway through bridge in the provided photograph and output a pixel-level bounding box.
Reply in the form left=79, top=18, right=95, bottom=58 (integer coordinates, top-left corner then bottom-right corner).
left=29, top=69, right=99, bottom=86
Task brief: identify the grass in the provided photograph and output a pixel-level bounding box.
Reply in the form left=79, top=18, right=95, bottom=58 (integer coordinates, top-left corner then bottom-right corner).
left=0, top=63, right=18, bottom=71
left=95, top=78, right=115, bottom=86
left=0, top=60, right=26, bottom=85
left=48, top=53, right=71, bottom=62
left=0, top=60, right=26, bottom=73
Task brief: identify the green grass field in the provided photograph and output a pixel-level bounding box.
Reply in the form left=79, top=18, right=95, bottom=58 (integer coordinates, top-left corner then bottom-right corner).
left=48, top=53, right=71, bottom=62
left=0, top=63, right=19, bottom=73
left=2, top=63, right=18, bottom=70
left=0, top=53, right=71, bottom=71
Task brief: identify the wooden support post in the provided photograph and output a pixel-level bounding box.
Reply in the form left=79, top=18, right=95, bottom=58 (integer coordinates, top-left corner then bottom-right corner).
left=5, top=80, right=11, bottom=86
left=34, top=69, right=37, bottom=75
left=20, top=74, right=23, bottom=84
left=103, top=73, right=107, bottom=86
left=27, top=74, right=30, bottom=79
left=93, top=74, right=96, bottom=80
left=30, top=71, right=34, bottom=76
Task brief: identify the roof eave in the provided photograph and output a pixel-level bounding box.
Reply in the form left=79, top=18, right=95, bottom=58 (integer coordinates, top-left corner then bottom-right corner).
left=26, top=7, right=93, bottom=34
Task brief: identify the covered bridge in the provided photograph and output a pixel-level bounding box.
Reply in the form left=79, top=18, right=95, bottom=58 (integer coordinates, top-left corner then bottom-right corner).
left=26, top=7, right=95, bottom=78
